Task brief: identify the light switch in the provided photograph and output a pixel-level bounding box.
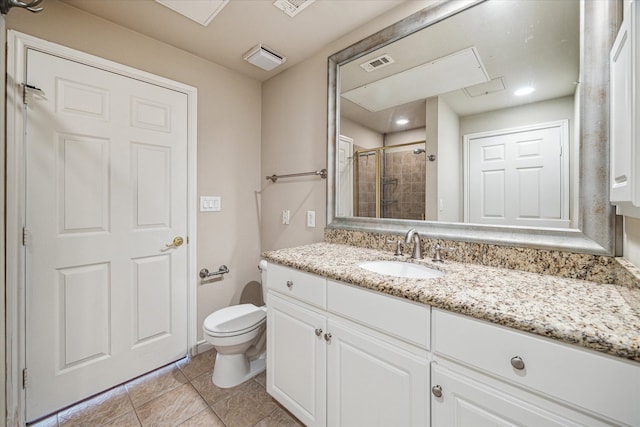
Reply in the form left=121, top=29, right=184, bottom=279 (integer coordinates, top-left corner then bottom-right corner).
left=200, top=196, right=221, bottom=212
left=307, top=210, right=316, bottom=227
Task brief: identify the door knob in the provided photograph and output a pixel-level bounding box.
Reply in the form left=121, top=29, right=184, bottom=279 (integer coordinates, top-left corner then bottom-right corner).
left=315, top=328, right=323, bottom=337
left=166, top=236, right=184, bottom=249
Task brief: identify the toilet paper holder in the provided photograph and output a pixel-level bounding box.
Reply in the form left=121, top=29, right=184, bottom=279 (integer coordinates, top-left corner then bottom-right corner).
left=199, top=265, right=230, bottom=279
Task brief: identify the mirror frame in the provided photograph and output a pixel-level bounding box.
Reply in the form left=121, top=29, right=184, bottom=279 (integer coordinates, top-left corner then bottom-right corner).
left=327, top=0, right=619, bottom=256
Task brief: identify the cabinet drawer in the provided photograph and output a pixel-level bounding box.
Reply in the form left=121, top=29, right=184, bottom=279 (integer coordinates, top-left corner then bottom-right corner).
left=267, top=263, right=326, bottom=309
left=327, top=280, right=429, bottom=349
left=433, top=309, right=640, bottom=425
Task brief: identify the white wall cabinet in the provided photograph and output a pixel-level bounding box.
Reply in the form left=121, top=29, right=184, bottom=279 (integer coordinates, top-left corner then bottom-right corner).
left=611, top=0, right=640, bottom=217
left=266, top=263, right=429, bottom=427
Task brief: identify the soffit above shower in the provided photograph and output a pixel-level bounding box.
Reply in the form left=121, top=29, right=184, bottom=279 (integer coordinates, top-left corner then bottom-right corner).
left=341, top=47, right=490, bottom=112
left=154, top=0, right=229, bottom=26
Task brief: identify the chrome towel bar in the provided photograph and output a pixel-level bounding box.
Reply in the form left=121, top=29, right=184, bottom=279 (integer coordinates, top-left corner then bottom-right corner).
left=266, top=168, right=327, bottom=183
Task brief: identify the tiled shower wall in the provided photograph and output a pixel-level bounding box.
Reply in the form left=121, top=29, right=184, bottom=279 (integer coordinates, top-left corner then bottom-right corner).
left=355, top=146, right=426, bottom=219
left=383, top=149, right=426, bottom=220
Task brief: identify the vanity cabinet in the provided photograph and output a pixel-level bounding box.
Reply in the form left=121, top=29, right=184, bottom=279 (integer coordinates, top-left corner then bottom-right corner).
left=266, top=263, right=430, bottom=427
left=431, top=309, right=640, bottom=426
left=610, top=0, right=640, bottom=217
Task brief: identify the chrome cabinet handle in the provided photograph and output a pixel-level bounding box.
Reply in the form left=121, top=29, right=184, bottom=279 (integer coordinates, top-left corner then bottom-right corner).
left=286, top=280, right=293, bottom=288
left=324, top=333, right=332, bottom=342
left=510, top=356, right=525, bottom=370
left=431, top=385, right=443, bottom=398
left=315, top=328, right=323, bottom=337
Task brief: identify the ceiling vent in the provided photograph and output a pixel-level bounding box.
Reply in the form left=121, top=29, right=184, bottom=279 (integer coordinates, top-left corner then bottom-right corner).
left=154, top=0, right=229, bottom=26
left=273, top=0, right=315, bottom=17
left=243, top=44, right=287, bottom=71
left=360, top=54, right=395, bottom=73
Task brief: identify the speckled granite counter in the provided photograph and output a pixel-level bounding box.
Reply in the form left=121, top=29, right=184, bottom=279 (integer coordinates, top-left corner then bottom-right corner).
left=262, top=242, right=640, bottom=363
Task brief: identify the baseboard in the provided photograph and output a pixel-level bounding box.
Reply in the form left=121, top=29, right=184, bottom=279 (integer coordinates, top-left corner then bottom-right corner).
left=194, top=340, right=214, bottom=356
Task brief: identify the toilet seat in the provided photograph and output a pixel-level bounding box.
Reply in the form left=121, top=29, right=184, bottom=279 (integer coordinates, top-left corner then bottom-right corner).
left=203, top=304, right=266, bottom=338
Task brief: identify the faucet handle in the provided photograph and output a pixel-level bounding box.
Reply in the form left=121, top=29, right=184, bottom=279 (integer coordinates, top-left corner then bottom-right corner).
left=432, top=243, right=453, bottom=263
left=386, top=239, right=404, bottom=256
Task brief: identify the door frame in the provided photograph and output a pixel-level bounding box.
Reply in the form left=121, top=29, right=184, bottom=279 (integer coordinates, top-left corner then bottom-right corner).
left=462, top=120, right=570, bottom=226
left=5, top=31, right=198, bottom=426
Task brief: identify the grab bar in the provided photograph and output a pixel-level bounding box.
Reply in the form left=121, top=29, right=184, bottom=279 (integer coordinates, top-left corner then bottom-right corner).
left=266, top=168, right=327, bottom=183
left=199, top=265, right=229, bottom=279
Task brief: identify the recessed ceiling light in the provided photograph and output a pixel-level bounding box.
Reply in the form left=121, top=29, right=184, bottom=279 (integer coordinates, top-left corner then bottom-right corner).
left=396, top=118, right=409, bottom=125
left=514, top=86, right=535, bottom=96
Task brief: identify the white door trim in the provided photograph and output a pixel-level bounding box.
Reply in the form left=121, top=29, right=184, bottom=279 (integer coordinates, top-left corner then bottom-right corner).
left=5, top=30, right=198, bottom=426
left=463, top=120, right=570, bottom=226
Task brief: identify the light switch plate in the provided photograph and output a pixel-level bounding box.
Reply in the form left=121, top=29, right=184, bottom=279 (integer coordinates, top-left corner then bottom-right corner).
left=200, top=196, right=221, bottom=212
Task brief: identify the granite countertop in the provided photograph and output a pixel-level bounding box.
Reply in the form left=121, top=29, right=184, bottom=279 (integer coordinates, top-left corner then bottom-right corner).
left=262, top=242, right=640, bottom=363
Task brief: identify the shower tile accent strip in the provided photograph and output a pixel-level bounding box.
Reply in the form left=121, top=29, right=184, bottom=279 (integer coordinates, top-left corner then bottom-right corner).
left=324, top=228, right=639, bottom=288
left=261, top=242, right=640, bottom=362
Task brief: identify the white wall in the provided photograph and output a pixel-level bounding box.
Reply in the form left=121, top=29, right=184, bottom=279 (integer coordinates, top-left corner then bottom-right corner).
left=1, top=13, right=6, bottom=427
left=340, top=117, right=383, bottom=149
left=436, top=97, right=461, bottom=222
left=624, top=217, right=640, bottom=267
left=5, top=0, right=263, bottom=343
left=385, top=128, right=426, bottom=147
left=261, top=1, right=432, bottom=250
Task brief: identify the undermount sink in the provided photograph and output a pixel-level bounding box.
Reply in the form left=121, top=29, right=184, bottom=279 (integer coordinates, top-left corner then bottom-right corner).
left=358, top=260, right=445, bottom=279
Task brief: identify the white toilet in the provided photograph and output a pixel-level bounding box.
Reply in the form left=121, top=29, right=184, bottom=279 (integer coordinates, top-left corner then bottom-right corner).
left=202, top=261, right=268, bottom=388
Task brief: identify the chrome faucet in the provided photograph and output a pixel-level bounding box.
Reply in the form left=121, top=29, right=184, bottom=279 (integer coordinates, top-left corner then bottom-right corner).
left=404, top=228, right=423, bottom=259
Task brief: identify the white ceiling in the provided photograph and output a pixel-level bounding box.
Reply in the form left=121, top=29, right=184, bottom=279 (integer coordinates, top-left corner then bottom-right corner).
left=60, top=0, right=408, bottom=82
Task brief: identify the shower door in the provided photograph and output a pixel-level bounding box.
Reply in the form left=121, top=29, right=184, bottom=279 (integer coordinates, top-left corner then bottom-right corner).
left=23, top=47, right=189, bottom=421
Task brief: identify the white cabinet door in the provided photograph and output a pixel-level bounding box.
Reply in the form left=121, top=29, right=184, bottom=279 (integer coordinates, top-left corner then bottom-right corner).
left=431, top=364, right=612, bottom=427
left=267, top=294, right=327, bottom=427
left=326, top=319, right=429, bottom=427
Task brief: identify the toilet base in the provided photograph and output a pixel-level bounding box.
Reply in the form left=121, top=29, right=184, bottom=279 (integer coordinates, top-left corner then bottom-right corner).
left=212, top=351, right=266, bottom=388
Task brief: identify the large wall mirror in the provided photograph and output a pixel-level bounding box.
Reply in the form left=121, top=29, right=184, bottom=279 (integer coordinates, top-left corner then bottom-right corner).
left=327, top=0, right=618, bottom=255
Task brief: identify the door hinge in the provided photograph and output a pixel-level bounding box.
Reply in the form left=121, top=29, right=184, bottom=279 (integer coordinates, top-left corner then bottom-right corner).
left=22, top=227, right=29, bottom=246
left=22, top=368, right=28, bottom=389
left=22, top=83, right=45, bottom=105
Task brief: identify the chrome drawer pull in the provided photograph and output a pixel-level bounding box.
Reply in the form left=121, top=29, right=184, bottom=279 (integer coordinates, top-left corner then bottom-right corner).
left=315, top=328, right=323, bottom=337
left=324, top=333, right=332, bottom=342
left=286, top=280, right=293, bottom=289
left=431, top=385, right=443, bottom=398
left=510, top=356, right=525, bottom=370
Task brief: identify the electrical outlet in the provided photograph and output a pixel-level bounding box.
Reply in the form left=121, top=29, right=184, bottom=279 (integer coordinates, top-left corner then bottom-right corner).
left=307, top=210, right=316, bottom=227
left=282, top=210, right=290, bottom=225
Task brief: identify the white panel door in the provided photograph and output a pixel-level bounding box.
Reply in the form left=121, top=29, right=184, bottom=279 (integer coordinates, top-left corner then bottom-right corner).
left=25, top=49, right=188, bottom=421
left=326, top=320, right=429, bottom=427
left=466, top=121, right=570, bottom=228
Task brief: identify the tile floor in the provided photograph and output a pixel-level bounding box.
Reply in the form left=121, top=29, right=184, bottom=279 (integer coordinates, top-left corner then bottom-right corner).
left=28, top=349, right=303, bottom=427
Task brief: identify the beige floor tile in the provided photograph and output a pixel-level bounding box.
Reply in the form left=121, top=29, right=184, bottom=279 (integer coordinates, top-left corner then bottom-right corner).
left=100, top=410, right=141, bottom=427
left=211, top=380, right=279, bottom=427
left=126, top=363, right=189, bottom=408
left=190, top=371, right=248, bottom=405
left=136, top=383, right=208, bottom=427
left=176, top=349, right=217, bottom=380
left=253, top=405, right=304, bottom=427
left=178, top=408, right=226, bottom=426
left=254, top=371, right=266, bottom=388
left=58, top=386, right=134, bottom=427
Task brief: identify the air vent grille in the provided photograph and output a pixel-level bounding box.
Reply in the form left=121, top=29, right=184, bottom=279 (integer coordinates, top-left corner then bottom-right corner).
left=360, top=54, right=395, bottom=72
left=273, top=0, right=315, bottom=17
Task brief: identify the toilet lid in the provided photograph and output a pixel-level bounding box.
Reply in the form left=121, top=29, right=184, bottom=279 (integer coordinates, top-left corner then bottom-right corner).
left=203, top=304, right=266, bottom=335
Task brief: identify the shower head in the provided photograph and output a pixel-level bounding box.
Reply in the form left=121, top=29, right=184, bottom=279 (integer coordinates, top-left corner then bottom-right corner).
left=413, top=148, right=425, bottom=154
